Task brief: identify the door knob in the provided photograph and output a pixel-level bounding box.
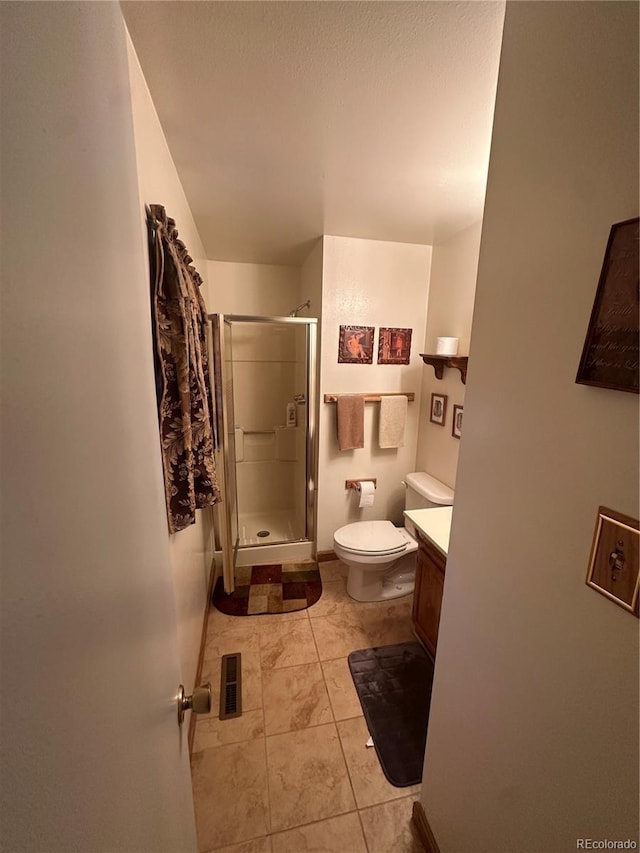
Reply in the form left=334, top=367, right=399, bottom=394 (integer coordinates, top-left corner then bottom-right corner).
left=177, top=683, right=211, bottom=726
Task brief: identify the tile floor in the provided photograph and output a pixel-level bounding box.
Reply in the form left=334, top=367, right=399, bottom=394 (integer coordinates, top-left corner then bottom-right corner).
left=191, top=559, right=427, bottom=853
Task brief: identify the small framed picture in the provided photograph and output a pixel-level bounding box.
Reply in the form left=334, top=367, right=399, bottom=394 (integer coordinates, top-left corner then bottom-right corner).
left=452, top=404, right=463, bottom=439
left=338, top=325, right=375, bottom=364
left=429, top=393, right=447, bottom=426
left=575, top=217, right=639, bottom=394
left=377, top=327, right=412, bottom=365
left=585, top=507, right=639, bottom=616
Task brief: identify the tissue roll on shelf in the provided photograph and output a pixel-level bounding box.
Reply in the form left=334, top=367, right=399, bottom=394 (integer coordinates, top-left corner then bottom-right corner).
left=436, top=337, right=459, bottom=356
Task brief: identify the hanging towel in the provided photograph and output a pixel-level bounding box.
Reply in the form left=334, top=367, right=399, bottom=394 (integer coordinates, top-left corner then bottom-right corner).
left=336, top=395, right=365, bottom=451
left=379, top=395, right=407, bottom=448
left=147, top=204, right=221, bottom=534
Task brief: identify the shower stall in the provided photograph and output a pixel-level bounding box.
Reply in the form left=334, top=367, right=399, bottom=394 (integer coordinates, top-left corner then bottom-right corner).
left=211, top=314, right=318, bottom=593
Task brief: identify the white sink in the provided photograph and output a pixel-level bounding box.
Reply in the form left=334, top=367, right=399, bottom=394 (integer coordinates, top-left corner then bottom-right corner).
left=403, top=506, right=453, bottom=556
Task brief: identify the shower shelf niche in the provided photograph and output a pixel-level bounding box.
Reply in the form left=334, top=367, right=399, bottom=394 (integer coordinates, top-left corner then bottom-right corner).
left=420, top=354, right=468, bottom=384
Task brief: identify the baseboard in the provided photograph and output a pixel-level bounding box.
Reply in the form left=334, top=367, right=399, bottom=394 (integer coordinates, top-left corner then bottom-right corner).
left=412, top=801, right=441, bottom=853
left=316, top=549, right=337, bottom=562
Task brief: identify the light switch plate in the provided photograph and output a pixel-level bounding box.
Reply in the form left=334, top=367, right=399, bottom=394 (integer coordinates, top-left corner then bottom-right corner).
left=586, top=506, right=639, bottom=616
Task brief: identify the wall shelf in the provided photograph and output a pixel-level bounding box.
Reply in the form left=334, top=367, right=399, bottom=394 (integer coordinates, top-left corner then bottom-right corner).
left=420, top=354, right=468, bottom=384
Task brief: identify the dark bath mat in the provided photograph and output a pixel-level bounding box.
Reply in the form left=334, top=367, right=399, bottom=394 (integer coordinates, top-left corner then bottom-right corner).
left=348, top=641, right=435, bottom=787
left=212, top=561, right=322, bottom=616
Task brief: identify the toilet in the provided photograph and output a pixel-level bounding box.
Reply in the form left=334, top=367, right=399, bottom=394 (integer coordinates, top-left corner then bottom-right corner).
left=333, top=472, right=454, bottom=602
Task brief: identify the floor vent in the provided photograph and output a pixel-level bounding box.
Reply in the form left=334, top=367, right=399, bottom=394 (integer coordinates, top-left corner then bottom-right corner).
left=219, top=653, right=242, bottom=720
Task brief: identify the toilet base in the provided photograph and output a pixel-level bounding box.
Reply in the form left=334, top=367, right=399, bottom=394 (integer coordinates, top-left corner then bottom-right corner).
left=346, top=553, right=416, bottom=602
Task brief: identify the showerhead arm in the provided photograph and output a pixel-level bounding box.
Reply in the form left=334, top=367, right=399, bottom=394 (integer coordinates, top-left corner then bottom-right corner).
left=289, top=299, right=311, bottom=317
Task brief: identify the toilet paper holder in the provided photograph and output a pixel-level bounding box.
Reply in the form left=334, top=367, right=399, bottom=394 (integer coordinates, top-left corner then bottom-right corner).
left=345, top=479, right=377, bottom=491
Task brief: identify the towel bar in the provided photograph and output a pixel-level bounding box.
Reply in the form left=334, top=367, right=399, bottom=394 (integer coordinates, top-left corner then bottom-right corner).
left=324, top=393, right=415, bottom=404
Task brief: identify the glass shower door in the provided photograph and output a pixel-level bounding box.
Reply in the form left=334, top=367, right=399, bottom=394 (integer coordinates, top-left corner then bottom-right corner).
left=231, top=319, right=308, bottom=546
left=211, top=314, right=317, bottom=578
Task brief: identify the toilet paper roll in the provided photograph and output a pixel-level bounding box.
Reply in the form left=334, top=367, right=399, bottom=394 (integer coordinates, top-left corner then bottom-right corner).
left=436, top=337, right=459, bottom=356
left=358, top=480, right=376, bottom=509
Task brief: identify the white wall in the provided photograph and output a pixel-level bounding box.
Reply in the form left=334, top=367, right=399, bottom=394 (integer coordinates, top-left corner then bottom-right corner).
left=207, top=260, right=301, bottom=316
left=300, top=239, right=324, bottom=319
left=423, top=221, right=480, bottom=358
left=422, top=3, right=639, bottom=851
left=317, top=236, right=432, bottom=551
left=1, top=3, right=197, bottom=849
left=415, top=221, right=481, bottom=488
left=126, top=32, right=213, bottom=693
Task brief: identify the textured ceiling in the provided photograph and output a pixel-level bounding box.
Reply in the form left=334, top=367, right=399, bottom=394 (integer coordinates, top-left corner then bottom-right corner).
left=122, top=1, right=505, bottom=265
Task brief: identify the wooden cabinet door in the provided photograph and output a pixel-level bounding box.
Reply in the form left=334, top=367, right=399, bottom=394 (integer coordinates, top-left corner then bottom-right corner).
left=413, top=540, right=446, bottom=658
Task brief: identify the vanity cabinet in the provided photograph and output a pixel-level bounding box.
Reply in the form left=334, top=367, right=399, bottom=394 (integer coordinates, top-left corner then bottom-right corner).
left=412, top=531, right=446, bottom=659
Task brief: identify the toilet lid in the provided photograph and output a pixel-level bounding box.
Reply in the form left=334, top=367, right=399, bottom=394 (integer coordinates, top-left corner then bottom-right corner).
left=334, top=520, right=408, bottom=556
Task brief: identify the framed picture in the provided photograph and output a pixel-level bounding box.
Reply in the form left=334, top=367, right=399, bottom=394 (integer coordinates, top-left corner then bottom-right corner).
left=377, top=327, right=412, bottom=365
left=585, top=506, right=639, bottom=616
left=429, top=393, right=447, bottom=426
left=576, top=217, right=639, bottom=394
left=452, top=404, right=463, bottom=439
left=338, top=325, right=375, bottom=364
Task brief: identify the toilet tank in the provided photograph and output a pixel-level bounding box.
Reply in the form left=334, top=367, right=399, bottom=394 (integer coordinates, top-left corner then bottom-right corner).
left=404, top=472, right=454, bottom=509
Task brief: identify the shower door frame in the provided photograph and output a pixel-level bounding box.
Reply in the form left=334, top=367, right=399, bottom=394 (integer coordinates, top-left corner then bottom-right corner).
left=210, top=314, right=318, bottom=592
left=211, top=315, right=239, bottom=594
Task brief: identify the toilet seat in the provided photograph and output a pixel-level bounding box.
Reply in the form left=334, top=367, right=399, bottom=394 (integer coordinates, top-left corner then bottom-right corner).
left=334, top=520, right=409, bottom=557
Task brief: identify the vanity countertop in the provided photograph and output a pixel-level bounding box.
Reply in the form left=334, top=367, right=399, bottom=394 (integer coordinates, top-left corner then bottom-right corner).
left=404, top=506, right=453, bottom=557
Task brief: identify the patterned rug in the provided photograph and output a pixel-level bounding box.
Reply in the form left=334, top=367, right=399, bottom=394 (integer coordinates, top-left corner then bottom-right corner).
left=212, top=561, right=323, bottom=616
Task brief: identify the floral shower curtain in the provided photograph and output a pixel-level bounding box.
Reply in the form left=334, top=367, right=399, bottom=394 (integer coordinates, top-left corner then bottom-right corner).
left=147, top=204, right=220, bottom=534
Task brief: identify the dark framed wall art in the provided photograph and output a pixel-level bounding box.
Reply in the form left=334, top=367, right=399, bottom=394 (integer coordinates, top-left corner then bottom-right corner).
left=338, top=325, right=375, bottom=364
left=430, top=393, right=447, bottom=426
left=452, top=404, right=463, bottom=439
left=576, top=217, right=639, bottom=394
left=378, top=327, right=412, bottom=365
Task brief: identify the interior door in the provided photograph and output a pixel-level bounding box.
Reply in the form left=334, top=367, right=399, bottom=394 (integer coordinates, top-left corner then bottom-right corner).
left=1, top=4, right=201, bottom=849
left=211, top=314, right=239, bottom=593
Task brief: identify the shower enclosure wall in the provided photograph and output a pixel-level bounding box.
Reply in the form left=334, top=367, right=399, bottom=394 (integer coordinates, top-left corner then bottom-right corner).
left=211, top=315, right=318, bottom=592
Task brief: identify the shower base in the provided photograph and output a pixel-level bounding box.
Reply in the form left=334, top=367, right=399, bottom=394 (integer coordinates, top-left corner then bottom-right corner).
left=238, top=510, right=300, bottom=546
left=236, top=509, right=312, bottom=567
